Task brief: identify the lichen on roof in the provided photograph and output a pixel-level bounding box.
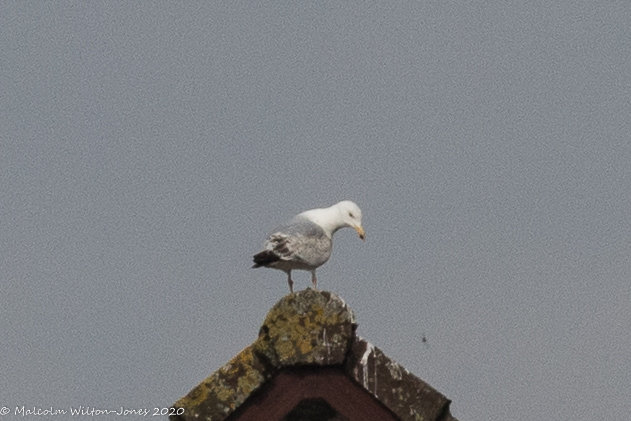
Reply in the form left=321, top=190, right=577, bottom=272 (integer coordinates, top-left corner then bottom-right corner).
left=254, top=288, right=356, bottom=367
left=170, top=289, right=457, bottom=421
left=171, top=289, right=356, bottom=420
left=344, top=339, right=455, bottom=421
left=172, top=344, right=269, bottom=420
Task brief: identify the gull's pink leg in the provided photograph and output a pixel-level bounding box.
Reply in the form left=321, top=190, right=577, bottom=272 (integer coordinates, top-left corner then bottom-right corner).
left=287, top=272, right=294, bottom=293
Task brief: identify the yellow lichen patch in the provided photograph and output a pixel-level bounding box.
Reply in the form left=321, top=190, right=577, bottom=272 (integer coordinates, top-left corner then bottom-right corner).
left=173, top=381, right=209, bottom=409
left=233, top=347, right=255, bottom=368
left=275, top=334, right=297, bottom=359
left=212, top=381, right=235, bottom=403
left=237, top=368, right=263, bottom=396
left=312, top=306, right=325, bottom=323
left=299, top=340, right=313, bottom=354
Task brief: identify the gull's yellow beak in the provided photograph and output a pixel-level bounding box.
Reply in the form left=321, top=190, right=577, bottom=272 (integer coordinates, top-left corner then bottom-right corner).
left=354, top=225, right=366, bottom=241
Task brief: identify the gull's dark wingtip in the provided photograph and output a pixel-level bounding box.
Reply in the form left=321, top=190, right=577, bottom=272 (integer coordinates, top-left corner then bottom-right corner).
left=252, top=250, right=280, bottom=268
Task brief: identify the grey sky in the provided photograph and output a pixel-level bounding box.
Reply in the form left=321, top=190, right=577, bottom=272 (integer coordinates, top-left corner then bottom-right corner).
left=2, top=2, right=630, bottom=420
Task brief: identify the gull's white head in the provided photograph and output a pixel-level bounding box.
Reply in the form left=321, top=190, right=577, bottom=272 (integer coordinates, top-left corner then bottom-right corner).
left=332, top=200, right=365, bottom=240
left=301, top=200, right=366, bottom=239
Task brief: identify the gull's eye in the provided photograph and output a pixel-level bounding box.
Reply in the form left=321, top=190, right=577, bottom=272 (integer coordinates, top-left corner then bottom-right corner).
left=348, top=212, right=354, bottom=218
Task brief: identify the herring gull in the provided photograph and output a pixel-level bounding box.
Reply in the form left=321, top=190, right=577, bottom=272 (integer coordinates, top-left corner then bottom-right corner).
left=252, top=200, right=365, bottom=293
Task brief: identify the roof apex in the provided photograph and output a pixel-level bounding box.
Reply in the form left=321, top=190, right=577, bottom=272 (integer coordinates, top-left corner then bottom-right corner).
left=254, top=288, right=356, bottom=367
left=170, top=289, right=458, bottom=421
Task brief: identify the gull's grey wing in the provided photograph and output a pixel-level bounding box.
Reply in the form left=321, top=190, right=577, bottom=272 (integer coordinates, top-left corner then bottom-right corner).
left=253, top=217, right=333, bottom=269
left=252, top=232, right=294, bottom=268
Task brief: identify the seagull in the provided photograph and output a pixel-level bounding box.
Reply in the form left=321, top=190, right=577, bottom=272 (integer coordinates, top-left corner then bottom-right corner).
left=252, top=200, right=365, bottom=293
